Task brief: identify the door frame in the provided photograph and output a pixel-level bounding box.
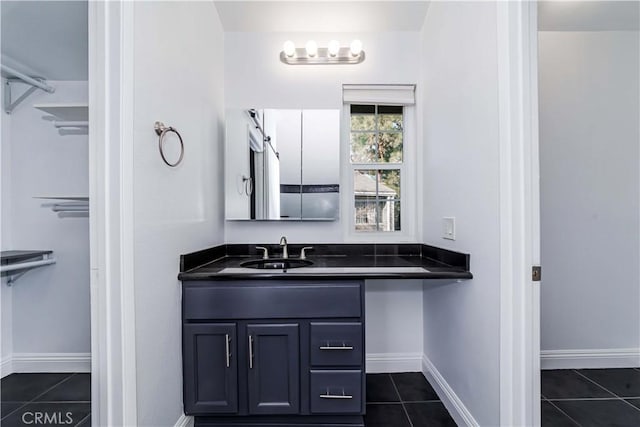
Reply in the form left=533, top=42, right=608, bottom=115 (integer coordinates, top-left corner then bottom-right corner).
left=496, top=1, right=541, bottom=426
left=88, top=1, right=137, bottom=425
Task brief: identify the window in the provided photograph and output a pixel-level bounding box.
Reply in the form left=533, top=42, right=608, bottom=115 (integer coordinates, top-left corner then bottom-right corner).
left=350, top=104, right=403, bottom=232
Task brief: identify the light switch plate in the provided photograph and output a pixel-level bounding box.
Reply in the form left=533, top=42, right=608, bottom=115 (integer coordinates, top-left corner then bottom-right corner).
left=442, top=217, right=456, bottom=240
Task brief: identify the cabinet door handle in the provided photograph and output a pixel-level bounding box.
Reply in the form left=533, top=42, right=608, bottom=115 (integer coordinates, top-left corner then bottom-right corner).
left=248, top=335, right=254, bottom=369
left=319, top=345, right=354, bottom=351
left=225, top=334, right=231, bottom=368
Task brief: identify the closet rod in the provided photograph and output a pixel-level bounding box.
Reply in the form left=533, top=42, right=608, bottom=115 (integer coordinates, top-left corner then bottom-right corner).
left=0, top=258, right=56, bottom=274
left=1, top=64, right=55, bottom=93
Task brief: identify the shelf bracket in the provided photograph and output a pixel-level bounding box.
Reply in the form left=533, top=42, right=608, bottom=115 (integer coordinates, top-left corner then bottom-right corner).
left=4, top=78, right=41, bottom=114
left=2, top=63, right=55, bottom=113
left=7, top=270, right=29, bottom=286
left=1, top=253, right=56, bottom=286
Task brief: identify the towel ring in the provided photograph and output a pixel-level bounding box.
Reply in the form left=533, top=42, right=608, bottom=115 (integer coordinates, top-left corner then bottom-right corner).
left=242, top=175, right=253, bottom=196
left=154, top=121, right=184, bottom=167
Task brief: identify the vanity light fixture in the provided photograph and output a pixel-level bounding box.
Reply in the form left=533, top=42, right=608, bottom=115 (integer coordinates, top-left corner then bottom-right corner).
left=280, top=39, right=365, bottom=65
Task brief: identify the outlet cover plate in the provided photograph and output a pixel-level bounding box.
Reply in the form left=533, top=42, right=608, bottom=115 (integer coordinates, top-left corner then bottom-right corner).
left=442, top=217, right=456, bottom=240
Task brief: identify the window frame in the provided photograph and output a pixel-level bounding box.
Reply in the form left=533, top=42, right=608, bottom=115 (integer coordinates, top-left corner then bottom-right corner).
left=341, top=102, right=418, bottom=242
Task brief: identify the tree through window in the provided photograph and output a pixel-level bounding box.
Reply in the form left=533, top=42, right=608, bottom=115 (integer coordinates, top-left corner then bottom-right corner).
left=350, top=105, right=403, bottom=232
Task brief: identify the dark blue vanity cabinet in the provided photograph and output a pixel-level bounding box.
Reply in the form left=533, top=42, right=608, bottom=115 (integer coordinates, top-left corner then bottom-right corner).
left=182, top=280, right=366, bottom=427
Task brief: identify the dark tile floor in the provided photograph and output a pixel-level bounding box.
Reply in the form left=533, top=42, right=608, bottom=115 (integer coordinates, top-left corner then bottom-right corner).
left=365, top=372, right=456, bottom=426
left=542, top=368, right=640, bottom=426
left=1, top=371, right=448, bottom=427
left=1, top=373, right=91, bottom=427
left=6, top=369, right=638, bottom=426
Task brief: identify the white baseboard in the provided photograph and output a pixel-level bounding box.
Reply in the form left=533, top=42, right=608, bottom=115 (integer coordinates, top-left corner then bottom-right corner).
left=422, top=355, right=479, bottom=427
left=541, top=348, right=640, bottom=370
left=4, top=353, right=91, bottom=375
left=366, top=352, right=423, bottom=373
left=1, top=355, right=12, bottom=378
left=174, top=413, right=194, bottom=427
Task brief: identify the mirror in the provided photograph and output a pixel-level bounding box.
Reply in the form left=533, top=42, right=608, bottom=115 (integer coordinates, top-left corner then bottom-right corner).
left=225, top=108, right=340, bottom=220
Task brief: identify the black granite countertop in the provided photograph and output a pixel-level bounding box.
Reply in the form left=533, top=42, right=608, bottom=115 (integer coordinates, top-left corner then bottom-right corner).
left=178, top=244, right=472, bottom=281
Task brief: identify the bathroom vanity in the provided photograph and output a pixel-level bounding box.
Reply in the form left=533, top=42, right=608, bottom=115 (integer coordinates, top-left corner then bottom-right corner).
left=179, top=243, right=471, bottom=426
left=182, top=279, right=365, bottom=426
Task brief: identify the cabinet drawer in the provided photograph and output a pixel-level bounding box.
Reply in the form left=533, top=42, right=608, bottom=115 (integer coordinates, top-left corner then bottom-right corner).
left=310, top=370, right=363, bottom=414
left=183, top=281, right=361, bottom=320
left=310, top=323, right=363, bottom=367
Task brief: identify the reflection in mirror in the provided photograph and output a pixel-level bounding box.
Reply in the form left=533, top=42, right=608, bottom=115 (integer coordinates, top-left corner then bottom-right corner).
left=225, top=108, right=340, bottom=220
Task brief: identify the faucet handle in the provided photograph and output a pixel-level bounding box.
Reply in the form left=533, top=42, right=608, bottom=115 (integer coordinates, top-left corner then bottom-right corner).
left=300, top=246, right=314, bottom=259
left=256, top=246, right=269, bottom=259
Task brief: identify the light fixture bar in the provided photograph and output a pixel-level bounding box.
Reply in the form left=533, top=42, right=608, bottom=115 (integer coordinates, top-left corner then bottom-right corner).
left=280, top=47, right=365, bottom=65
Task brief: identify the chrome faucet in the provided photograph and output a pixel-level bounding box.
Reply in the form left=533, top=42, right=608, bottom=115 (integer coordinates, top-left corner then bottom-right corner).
left=279, top=236, right=288, bottom=259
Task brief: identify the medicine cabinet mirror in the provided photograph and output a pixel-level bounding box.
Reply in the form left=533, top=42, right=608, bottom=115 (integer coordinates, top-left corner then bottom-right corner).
left=225, top=108, right=340, bottom=220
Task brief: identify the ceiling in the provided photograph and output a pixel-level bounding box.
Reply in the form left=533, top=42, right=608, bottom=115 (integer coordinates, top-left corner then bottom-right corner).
left=1, top=0, right=637, bottom=82
left=213, top=1, right=431, bottom=32
left=538, top=1, right=640, bottom=31
left=1, top=1, right=88, bottom=81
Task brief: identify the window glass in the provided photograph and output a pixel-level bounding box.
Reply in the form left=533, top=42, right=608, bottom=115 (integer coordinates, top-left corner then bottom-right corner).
left=350, top=104, right=404, bottom=232
left=353, top=169, right=401, bottom=232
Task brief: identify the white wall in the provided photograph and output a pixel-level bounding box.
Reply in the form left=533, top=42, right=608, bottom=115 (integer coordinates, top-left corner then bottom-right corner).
left=130, top=2, right=225, bottom=425
left=223, top=31, right=424, bottom=361
left=539, top=31, right=640, bottom=361
left=365, top=280, right=423, bottom=371
left=1, top=82, right=90, bottom=369
left=420, top=2, right=502, bottom=425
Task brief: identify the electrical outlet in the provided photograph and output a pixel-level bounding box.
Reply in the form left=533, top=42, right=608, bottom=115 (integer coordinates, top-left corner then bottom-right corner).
left=442, top=217, right=456, bottom=240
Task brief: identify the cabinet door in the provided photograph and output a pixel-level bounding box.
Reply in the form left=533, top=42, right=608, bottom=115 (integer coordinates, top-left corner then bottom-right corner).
left=183, top=323, right=238, bottom=414
left=247, top=323, right=300, bottom=414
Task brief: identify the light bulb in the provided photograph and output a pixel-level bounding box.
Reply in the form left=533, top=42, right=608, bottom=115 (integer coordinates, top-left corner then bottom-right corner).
left=283, top=41, right=296, bottom=57
left=350, top=39, right=363, bottom=57
left=328, top=40, right=340, bottom=57
left=305, top=40, right=318, bottom=58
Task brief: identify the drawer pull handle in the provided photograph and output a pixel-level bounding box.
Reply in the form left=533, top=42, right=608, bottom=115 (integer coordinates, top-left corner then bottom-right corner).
left=320, top=343, right=353, bottom=351
left=320, top=393, right=353, bottom=399
left=225, top=334, right=231, bottom=368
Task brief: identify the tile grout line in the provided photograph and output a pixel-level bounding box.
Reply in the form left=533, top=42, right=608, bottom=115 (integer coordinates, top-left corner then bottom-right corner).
left=0, top=401, right=29, bottom=422
left=75, top=412, right=91, bottom=427
left=367, top=399, right=441, bottom=405
left=621, top=400, right=640, bottom=413
left=389, top=374, right=414, bottom=427
left=570, top=370, right=616, bottom=397
left=544, top=399, right=582, bottom=427
left=31, top=373, right=79, bottom=402
left=402, top=399, right=442, bottom=404
left=1, top=373, right=76, bottom=421
left=546, top=397, right=632, bottom=401
left=573, top=370, right=640, bottom=413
